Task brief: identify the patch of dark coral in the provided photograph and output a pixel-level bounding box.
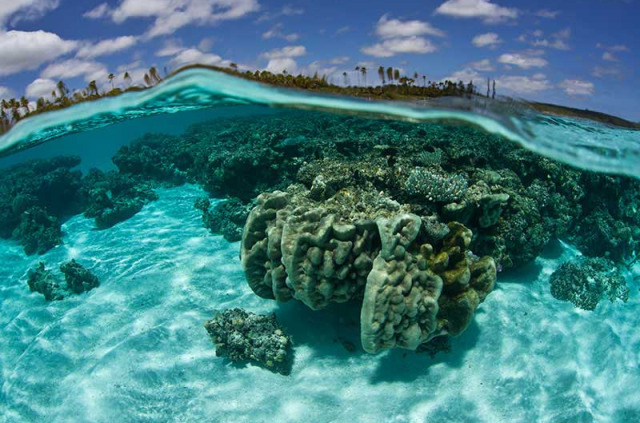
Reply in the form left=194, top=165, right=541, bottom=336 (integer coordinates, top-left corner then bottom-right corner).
left=194, top=196, right=252, bottom=242
left=204, top=308, right=293, bottom=375
left=0, top=156, right=84, bottom=255
left=60, top=259, right=100, bottom=294
left=549, top=257, right=629, bottom=311
left=26, top=260, right=99, bottom=301
left=81, top=169, right=158, bottom=229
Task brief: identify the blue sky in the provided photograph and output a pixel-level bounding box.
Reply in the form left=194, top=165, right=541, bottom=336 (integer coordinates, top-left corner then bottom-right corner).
left=0, top=0, right=638, bottom=121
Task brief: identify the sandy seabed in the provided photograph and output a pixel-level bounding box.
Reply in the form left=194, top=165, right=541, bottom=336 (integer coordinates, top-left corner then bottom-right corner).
left=1, top=185, right=638, bottom=423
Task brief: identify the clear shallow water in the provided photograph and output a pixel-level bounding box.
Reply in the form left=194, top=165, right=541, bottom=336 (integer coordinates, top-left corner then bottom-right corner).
left=1, top=70, right=639, bottom=423
left=1, top=185, right=638, bottom=423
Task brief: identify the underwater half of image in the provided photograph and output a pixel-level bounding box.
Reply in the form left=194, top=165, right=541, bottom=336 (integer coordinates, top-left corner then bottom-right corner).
left=0, top=72, right=639, bottom=423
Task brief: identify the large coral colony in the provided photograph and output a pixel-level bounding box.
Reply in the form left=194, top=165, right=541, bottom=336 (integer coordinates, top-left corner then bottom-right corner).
left=3, top=111, right=637, bottom=360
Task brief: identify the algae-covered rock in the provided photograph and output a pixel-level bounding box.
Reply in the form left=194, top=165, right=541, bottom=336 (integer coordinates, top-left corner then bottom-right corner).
left=549, top=257, right=629, bottom=311
left=60, top=259, right=100, bottom=294
left=27, top=262, right=65, bottom=301
left=204, top=308, right=292, bottom=375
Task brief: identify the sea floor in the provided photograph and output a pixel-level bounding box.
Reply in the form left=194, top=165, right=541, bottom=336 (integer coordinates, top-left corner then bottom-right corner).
left=1, top=185, right=638, bottom=423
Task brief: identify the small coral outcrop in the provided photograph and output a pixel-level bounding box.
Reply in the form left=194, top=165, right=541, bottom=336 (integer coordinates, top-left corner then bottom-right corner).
left=241, top=185, right=496, bottom=353
left=25, top=260, right=99, bottom=301
left=60, top=259, right=100, bottom=294
left=204, top=308, right=292, bottom=375
left=194, top=196, right=251, bottom=242
left=549, top=257, right=629, bottom=310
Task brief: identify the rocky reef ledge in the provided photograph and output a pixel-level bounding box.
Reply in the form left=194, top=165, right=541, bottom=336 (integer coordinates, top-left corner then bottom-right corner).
left=241, top=185, right=496, bottom=353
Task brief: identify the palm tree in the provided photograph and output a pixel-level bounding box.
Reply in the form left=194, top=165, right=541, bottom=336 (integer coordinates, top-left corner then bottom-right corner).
left=229, top=63, right=238, bottom=72
left=355, top=66, right=360, bottom=86
left=422, top=75, right=426, bottom=88
left=342, top=71, right=349, bottom=86
left=386, top=67, right=393, bottom=83
left=393, top=69, right=400, bottom=81
left=123, top=72, right=132, bottom=87
left=144, top=73, right=152, bottom=86
left=56, top=80, right=69, bottom=99
left=361, top=67, right=367, bottom=86
left=378, top=66, right=385, bottom=85
left=108, top=73, right=115, bottom=90
left=87, top=80, right=99, bottom=96
left=149, top=67, right=161, bottom=84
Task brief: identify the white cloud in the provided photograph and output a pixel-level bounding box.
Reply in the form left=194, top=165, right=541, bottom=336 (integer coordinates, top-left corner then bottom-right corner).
left=261, top=45, right=306, bottom=74
left=434, top=0, right=518, bottom=23
left=0, top=30, right=77, bottom=76
left=262, top=23, right=299, bottom=41
left=559, top=79, right=594, bottom=96
left=266, top=57, right=298, bottom=74
left=170, top=48, right=228, bottom=67
left=0, top=0, right=59, bottom=27
left=375, top=14, right=445, bottom=39
left=83, top=3, right=109, bottom=19
left=41, top=59, right=108, bottom=83
left=362, top=36, right=437, bottom=58
left=472, top=32, right=502, bottom=48
left=442, top=68, right=484, bottom=86
left=602, top=52, right=618, bottom=62
left=520, top=28, right=570, bottom=50
left=156, top=39, right=184, bottom=57
left=0, top=85, right=14, bottom=100
left=596, top=43, right=629, bottom=52
left=262, top=45, right=307, bottom=59
left=470, top=58, right=494, bottom=71
left=497, top=74, right=551, bottom=94
left=535, top=9, right=559, bottom=19
left=85, top=0, right=260, bottom=38
left=256, top=5, right=303, bottom=22
left=498, top=50, right=548, bottom=69
left=592, top=66, right=621, bottom=79
left=330, top=56, right=350, bottom=65
left=25, top=77, right=56, bottom=99
left=76, top=36, right=137, bottom=59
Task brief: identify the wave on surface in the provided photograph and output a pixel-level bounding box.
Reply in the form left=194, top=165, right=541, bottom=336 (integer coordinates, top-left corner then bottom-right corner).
left=1, top=68, right=639, bottom=177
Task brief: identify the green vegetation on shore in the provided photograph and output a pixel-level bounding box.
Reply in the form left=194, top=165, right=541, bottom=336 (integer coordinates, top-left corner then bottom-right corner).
left=1, top=63, right=637, bottom=136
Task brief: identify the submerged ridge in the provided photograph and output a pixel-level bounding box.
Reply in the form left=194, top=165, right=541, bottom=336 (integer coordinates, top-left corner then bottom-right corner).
left=1, top=68, right=639, bottom=178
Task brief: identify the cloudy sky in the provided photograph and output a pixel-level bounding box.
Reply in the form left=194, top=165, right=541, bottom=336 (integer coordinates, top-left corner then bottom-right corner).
left=0, top=0, right=638, bottom=120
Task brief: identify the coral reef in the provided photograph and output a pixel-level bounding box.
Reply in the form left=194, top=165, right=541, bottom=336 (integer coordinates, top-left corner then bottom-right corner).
left=82, top=169, right=158, bottom=229
left=549, top=257, right=629, bottom=311
left=241, top=185, right=496, bottom=353
left=0, top=157, right=83, bottom=255
left=60, top=259, right=100, bottom=294
left=26, top=260, right=99, bottom=300
left=194, top=197, right=251, bottom=242
left=27, top=262, right=65, bottom=301
left=204, top=308, right=292, bottom=375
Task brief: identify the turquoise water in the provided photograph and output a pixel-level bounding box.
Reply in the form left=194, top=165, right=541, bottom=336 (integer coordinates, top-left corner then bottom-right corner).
left=1, top=70, right=639, bottom=423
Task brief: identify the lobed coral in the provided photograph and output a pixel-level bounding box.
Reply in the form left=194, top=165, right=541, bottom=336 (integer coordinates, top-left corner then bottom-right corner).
left=241, top=185, right=496, bottom=353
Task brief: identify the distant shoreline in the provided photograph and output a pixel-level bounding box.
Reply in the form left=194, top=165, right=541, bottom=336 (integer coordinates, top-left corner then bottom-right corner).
left=1, top=64, right=637, bottom=139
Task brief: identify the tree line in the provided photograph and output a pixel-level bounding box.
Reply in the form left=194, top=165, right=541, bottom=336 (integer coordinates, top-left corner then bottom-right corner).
left=0, top=63, right=496, bottom=136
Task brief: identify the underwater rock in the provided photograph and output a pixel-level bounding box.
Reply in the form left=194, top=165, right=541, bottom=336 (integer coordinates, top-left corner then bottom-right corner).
left=82, top=169, right=158, bottom=229
left=60, top=259, right=100, bottom=294
left=204, top=308, right=292, bottom=375
left=13, top=206, right=63, bottom=255
left=549, top=257, right=629, bottom=311
left=194, top=196, right=251, bottom=242
left=26, top=260, right=99, bottom=301
left=241, top=185, right=496, bottom=353
left=0, top=156, right=83, bottom=255
left=26, top=262, right=65, bottom=301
